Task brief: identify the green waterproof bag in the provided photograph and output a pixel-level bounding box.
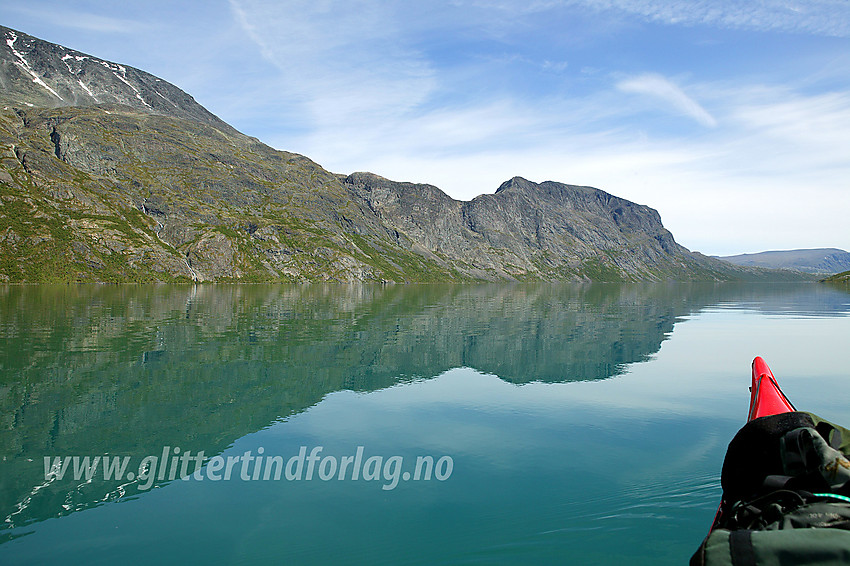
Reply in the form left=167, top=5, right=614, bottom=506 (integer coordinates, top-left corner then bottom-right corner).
left=691, top=412, right=850, bottom=565
left=696, top=528, right=850, bottom=566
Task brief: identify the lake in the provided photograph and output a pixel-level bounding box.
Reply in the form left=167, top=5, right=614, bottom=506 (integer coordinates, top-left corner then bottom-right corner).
left=1, top=282, right=849, bottom=564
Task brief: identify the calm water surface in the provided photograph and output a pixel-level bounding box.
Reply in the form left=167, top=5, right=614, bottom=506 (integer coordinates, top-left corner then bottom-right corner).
left=1, top=283, right=849, bottom=565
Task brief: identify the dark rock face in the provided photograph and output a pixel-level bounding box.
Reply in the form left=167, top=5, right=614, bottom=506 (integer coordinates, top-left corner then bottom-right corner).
left=0, top=25, right=798, bottom=283
left=343, top=173, right=745, bottom=280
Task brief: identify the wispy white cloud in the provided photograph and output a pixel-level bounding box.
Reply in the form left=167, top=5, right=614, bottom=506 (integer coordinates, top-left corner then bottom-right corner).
left=3, top=5, right=145, bottom=34
left=617, top=74, right=718, bottom=127
left=227, top=0, right=277, bottom=65
left=604, top=0, right=850, bottom=37
left=732, top=90, right=850, bottom=151
left=228, top=0, right=436, bottom=123
left=471, top=0, right=850, bottom=37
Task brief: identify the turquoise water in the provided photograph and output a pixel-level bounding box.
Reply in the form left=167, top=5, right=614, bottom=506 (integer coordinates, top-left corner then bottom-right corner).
left=1, top=283, right=849, bottom=564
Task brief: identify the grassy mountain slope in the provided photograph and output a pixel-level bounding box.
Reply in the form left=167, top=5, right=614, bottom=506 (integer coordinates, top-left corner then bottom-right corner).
left=823, top=270, right=850, bottom=284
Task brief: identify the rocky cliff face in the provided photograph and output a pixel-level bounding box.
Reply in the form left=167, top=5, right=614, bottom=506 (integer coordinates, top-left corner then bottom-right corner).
left=343, top=172, right=755, bottom=280
left=0, top=25, right=796, bottom=283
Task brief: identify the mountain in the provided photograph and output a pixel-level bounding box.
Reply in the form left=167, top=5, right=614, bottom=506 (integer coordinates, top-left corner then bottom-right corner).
left=718, top=248, right=850, bottom=275
left=0, top=25, right=801, bottom=283
left=344, top=172, right=743, bottom=280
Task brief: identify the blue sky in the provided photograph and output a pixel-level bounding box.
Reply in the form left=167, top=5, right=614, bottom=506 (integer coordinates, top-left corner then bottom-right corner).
left=3, top=1, right=849, bottom=255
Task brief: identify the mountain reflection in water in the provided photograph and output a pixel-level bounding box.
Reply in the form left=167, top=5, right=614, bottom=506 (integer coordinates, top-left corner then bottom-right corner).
left=1, top=282, right=847, bottom=533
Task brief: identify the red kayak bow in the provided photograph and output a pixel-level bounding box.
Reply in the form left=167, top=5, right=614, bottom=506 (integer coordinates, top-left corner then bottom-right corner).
left=747, top=356, right=795, bottom=421
left=708, top=357, right=796, bottom=533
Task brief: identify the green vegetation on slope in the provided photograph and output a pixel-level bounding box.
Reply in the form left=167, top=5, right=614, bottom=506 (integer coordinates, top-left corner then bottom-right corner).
left=822, top=270, right=850, bottom=284
left=0, top=106, right=462, bottom=283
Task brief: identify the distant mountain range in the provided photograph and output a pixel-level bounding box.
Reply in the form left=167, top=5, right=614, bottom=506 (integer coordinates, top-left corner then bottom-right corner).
left=0, top=25, right=809, bottom=283
left=718, top=248, right=850, bottom=275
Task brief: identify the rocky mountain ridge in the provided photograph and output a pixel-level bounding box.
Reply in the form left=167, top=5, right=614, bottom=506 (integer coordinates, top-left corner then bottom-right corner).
left=0, top=25, right=803, bottom=283
left=343, top=172, right=714, bottom=280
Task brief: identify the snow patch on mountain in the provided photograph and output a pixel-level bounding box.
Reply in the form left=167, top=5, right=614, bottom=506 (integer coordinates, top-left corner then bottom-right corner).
left=5, top=30, right=64, bottom=101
